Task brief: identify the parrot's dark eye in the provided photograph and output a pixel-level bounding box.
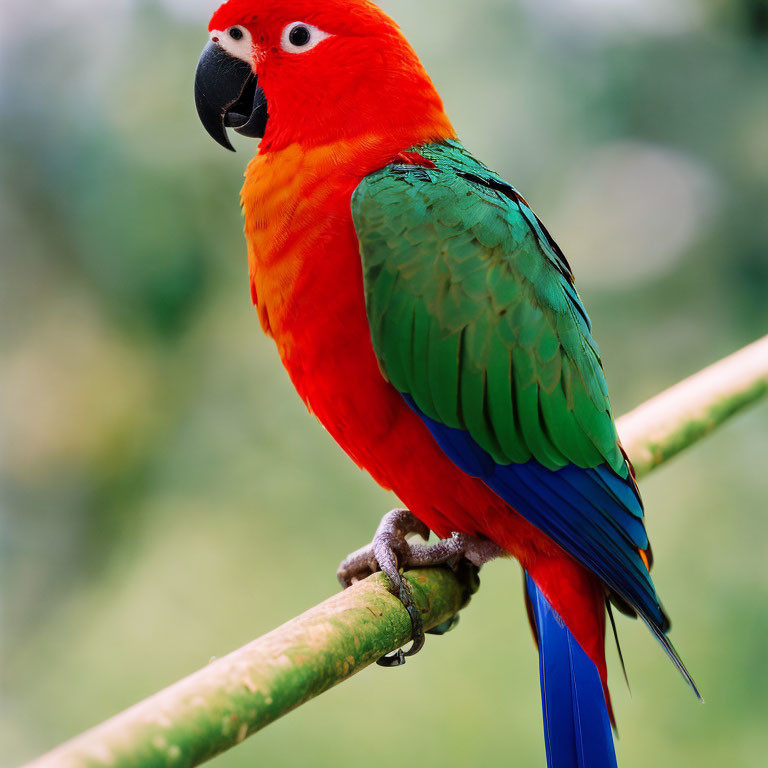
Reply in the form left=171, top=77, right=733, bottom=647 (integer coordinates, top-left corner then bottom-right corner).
left=289, top=25, right=311, bottom=47
left=281, top=21, right=331, bottom=54
left=229, top=27, right=244, bottom=41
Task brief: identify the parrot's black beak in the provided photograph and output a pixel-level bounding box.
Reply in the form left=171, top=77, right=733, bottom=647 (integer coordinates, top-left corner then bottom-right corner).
left=194, top=40, right=268, bottom=152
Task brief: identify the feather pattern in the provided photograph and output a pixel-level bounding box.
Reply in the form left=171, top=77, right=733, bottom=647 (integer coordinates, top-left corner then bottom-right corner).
left=353, top=139, right=625, bottom=473
left=353, top=140, right=698, bottom=694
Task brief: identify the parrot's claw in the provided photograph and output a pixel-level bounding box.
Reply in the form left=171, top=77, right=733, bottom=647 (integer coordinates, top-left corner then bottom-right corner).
left=336, top=509, right=504, bottom=668
left=337, top=509, right=427, bottom=666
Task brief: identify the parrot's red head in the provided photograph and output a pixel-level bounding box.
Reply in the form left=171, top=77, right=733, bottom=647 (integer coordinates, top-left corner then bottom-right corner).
left=195, top=0, right=454, bottom=153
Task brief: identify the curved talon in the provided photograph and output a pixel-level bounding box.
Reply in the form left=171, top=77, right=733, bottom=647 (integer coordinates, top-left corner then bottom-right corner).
left=377, top=648, right=407, bottom=667
left=375, top=561, right=425, bottom=667
left=375, top=604, right=424, bottom=667
left=402, top=600, right=425, bottom=656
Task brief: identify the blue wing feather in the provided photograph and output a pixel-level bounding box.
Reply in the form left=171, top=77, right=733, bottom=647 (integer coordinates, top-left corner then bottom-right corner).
left=404, top=394, right=660, bottom=622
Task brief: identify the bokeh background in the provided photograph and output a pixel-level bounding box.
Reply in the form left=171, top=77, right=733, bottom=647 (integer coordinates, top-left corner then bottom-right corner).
left=1, top=0, right=767, bottom=766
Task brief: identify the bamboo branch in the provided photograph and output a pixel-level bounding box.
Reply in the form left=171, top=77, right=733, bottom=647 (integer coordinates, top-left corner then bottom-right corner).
left=24, top=568, right=478, bottom=768
left=23, top=335, right=768, bottom=768
left=618, top=334, right=768, bottom=477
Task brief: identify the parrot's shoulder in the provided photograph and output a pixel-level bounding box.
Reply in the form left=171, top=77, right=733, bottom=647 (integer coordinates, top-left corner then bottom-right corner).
left=352, top=139, right=577, bottom=293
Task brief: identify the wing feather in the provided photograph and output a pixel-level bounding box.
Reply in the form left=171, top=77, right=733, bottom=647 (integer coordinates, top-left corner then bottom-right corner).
left=351, top=141, right=697, bottom=692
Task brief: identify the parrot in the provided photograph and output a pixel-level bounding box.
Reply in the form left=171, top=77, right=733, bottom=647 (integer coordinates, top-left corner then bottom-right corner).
left=194, top=1, right=699, bottom=765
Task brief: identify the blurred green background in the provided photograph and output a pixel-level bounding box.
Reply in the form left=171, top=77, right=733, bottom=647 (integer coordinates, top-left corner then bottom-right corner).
left=1, top=0, right=767, bottom=766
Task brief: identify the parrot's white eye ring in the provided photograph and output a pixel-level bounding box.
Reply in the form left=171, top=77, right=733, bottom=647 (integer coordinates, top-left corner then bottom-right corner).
left=211, top=25, right=253, bottom=65
left=281, top=22, right=332, bottom=54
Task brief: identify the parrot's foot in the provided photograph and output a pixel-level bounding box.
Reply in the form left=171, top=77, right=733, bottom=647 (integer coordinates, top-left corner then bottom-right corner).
left=336, top=509, right=504, bottom=668
left=337, top=509, right=428, bottom=667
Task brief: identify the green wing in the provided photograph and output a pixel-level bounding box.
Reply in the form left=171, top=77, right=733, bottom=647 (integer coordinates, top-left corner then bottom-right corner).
left=350, top=149, right=709, bottom=696
left=351, top=140, right=626, bottom=476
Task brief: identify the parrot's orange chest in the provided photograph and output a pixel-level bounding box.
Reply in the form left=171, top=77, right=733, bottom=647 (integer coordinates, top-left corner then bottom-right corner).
left=241, top=142, right=352, bottom=346
left=240, top=138, right=418, bottom=367
left=240, top=139, right=395, bottom=411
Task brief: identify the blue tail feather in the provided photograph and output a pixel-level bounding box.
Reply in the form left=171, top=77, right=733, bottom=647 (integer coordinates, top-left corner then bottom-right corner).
left=525, top=573, right=617, bottom=768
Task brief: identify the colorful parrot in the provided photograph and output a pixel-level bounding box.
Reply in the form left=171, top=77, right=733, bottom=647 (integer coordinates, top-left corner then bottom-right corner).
left=194, top=2, right=699, bottom=765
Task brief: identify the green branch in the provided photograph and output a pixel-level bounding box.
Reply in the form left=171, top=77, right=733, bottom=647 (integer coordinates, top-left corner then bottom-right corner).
left=618, top=334, right=768, bottom=477
left=25, top=568, right=478, bottom=768
left=24, top=335, right=768, bottom=768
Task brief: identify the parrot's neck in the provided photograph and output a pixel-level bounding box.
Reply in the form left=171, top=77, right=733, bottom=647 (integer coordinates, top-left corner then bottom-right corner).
left=241, top=126, right=453, bottom=350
